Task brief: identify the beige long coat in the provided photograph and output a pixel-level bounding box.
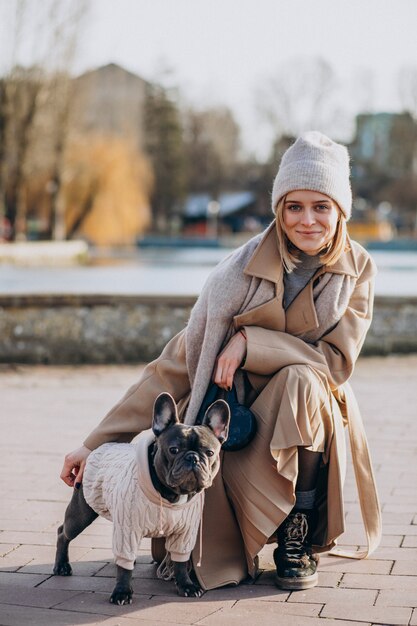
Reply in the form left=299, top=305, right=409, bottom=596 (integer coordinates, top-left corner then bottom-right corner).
left=84, top=224, right=381, bottom=590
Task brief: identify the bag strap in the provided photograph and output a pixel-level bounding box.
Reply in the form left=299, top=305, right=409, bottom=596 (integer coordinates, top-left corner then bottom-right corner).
left=195, top=383, right=220, bottom=425
left=329, top=383, right=382, bottom=559
left=195, top=383, right=238, bottom=425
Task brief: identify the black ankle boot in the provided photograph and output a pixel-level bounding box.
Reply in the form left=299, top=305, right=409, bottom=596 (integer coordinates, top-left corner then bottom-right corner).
left=274, top=509, right=319, bottom=590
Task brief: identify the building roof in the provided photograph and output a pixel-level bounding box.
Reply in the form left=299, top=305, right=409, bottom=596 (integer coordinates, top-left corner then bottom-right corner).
left=184, top=191, right=256, bottom=218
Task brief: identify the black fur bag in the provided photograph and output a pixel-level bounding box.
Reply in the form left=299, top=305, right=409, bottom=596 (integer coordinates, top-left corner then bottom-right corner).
left=195, top=383, right=257, bottom=451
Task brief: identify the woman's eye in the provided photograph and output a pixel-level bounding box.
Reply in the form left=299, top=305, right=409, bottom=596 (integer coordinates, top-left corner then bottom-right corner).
left=288, top=204, right=301, bottom=211
left=169, top=447, right=179, bottom=455
left=206, top=450, right=214, bottom=457
left=316, top=204, right=329, bottom=211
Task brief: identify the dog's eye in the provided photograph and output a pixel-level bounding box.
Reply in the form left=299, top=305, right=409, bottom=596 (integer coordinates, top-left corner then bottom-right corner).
left=206, top=450, right=214, bottom=457
left=169, top=447, right=179, bottom=455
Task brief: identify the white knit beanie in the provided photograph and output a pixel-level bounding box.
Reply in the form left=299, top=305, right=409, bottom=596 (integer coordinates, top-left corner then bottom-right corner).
left=271, top=131, right=352, bottom=220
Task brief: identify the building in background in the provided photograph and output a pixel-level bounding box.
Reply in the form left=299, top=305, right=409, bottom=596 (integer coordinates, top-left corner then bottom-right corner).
left=70, top=63, right=149, bottom=153
left=349, top=112, right=417, bottom=236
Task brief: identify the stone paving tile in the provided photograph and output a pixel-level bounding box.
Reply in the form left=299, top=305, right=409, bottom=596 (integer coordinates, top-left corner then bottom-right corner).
left=403, top=536, right=417, bottom=547
left=376, top=589, right=417, bottom=607
left=47, top=572, right=189, bottom=597
left=197, top=607, right=368, bottom=626
left=376, top=535, right=404, bottom=547
left=204, top=583, right=288, bottom=602
left=336, top=526, right=403, bottom=547
left=394, top=488, right=417, bottom=498
left=381, top=524, right=417, bottom=535
left=317, top=554, right=393, bottom=574
left=0, top=528, right=113, bottom=548
left=340, top=572, right=417, bottom=590
left=77, top=548, right=115, bottom=562
left=345, top=510, right=415, bottom=524
left=0, top=531, right=58, bottom=547
left=287, top=587, right=378, bottom=605
left=321, top=602, right=412, bottom=625
left=71, top=534, right=114, bottom=549
left=54, top=592, right=235, bottom=623
left=93, top=562, right=119, bottom=577
left=391, top=560, right=417, bottom=575
left=381, top=512, right=416, bottom=524
left=43, top=560, right=111, bottom=577
left=100, top=619, right=190, bottom=626
left=0, top=544, right=19, bottom=557
left=0, top=603, right=108, bottom=625
left=0, top=586, right=82, bottom=609
left=383, top=503, right=417, bottom=513
left=206, top=598, right=323, bottom=618
left=37, top=574, right=117, bottom=593
left=367, top=546, right=417, bottom=561
left=0, top=571, right=50, bottom=588
left=0, top=543, right=92, bottom=575
left=0, top=518, right=54, bottom=532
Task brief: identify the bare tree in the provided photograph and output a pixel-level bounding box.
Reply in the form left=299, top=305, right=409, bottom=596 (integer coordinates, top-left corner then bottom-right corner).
left=0, top=0, right=89, bottom=241
left=351, top=67, right=376, bottom=114
left=256, top=56, right=340, bottom=139
left=398, top=65, right=417, bottom=118
left=0, top=0, right=46, bottom=239
left=43, top=0, right=89, bottom=240
left=144, top=83, right=187, bottom=233
left=183, top=105, right=241, bottom=195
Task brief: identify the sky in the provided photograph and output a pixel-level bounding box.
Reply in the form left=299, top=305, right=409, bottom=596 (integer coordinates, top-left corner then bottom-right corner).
left=2, top=0, right=417, bottom=158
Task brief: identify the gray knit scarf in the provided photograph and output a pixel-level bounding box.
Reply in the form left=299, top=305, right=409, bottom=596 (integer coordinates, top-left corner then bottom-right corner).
left=184, top=226, right=355, bottom=425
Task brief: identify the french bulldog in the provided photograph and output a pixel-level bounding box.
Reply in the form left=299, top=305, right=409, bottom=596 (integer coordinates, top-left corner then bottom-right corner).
left=53, top=392, right=230, bottom=605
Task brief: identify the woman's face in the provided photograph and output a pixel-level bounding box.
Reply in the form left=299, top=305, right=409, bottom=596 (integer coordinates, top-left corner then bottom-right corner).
left=282, top=190, right=340, bottom=256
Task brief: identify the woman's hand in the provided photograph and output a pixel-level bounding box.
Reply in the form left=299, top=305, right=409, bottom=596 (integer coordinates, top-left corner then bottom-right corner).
left=60, top=445, right=92, bottom=487
left=213, top=330, right=247, bottom=390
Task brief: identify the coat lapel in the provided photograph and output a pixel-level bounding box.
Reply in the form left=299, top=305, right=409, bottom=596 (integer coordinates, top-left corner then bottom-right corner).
left=234, top=223, right=286, bottom=332
left=285, top=280, right=319, bottom=336
left=285, top=238, right=359, bottom=336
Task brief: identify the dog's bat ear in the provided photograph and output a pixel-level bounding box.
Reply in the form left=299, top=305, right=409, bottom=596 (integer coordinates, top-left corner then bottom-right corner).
left=152, top=393, right=179, bottom=436
left=202, top=399, right=230, bottom=443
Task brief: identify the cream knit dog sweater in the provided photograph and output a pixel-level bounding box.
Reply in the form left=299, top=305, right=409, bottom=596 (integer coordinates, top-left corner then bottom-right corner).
left=83, top=429, right=204, bottom=570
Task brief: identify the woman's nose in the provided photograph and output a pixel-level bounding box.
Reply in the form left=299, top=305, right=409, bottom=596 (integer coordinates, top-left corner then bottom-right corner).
left=300, top=209, right=315, bottom=225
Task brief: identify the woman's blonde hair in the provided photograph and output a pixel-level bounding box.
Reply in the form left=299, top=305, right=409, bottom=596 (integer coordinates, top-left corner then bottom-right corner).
left=275, top=195, right=349, bottom=273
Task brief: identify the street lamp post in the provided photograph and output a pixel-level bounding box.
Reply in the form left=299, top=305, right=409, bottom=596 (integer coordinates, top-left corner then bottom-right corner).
left=207, top=200, right=220, bottom=239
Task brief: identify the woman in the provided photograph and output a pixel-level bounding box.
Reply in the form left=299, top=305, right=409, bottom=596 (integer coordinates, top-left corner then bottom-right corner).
left=61, top=131, right=381, bottom=591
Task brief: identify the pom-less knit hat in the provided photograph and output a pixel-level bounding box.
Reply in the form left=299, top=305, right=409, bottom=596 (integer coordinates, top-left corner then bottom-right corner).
left=271, top=130, right=352, bottom=220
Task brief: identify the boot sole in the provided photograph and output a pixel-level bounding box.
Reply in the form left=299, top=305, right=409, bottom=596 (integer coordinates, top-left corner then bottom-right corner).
left=275, top=571, right=318, bottom=590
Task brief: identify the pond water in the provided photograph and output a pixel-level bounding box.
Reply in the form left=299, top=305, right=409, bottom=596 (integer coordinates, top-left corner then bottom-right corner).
left=1, top=248, right=417, bottom=297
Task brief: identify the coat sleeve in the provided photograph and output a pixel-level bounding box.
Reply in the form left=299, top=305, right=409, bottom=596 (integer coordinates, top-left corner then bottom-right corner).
left=242, top=257, right=376, bottom=390
left=84, top=329, right=190, bottom=450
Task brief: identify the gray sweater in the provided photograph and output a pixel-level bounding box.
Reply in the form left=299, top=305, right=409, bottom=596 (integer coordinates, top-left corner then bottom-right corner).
left=283, top=252, right=322, bottom=310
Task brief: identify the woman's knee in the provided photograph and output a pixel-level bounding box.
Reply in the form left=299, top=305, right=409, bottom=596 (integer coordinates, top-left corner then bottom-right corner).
left=277, top=364, right=320, bottom=386
left=274, top=364, right=329, bottom=401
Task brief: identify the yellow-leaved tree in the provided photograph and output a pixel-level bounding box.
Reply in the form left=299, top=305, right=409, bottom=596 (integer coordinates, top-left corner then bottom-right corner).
left=63, top=134, right=153, bottom=245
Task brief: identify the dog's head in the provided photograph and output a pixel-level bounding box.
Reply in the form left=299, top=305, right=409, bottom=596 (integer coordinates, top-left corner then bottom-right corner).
left=151, top=392, right=230, bottom=496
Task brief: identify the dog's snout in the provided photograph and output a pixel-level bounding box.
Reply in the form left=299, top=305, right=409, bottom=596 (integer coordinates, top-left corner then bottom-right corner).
left=186, top=452, right=200, bottom=466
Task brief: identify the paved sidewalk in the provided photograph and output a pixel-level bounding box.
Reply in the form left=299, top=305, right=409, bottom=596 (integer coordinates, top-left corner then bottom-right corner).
left=0, top=356, right=416, bottom=626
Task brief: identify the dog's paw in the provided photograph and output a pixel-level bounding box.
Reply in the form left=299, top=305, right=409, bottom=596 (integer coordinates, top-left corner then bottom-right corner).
left=176, top=582, right=204, bottom=598
left=109, top=588, right=133, bottom=605
left=53, top=562, right=72, bottom=576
